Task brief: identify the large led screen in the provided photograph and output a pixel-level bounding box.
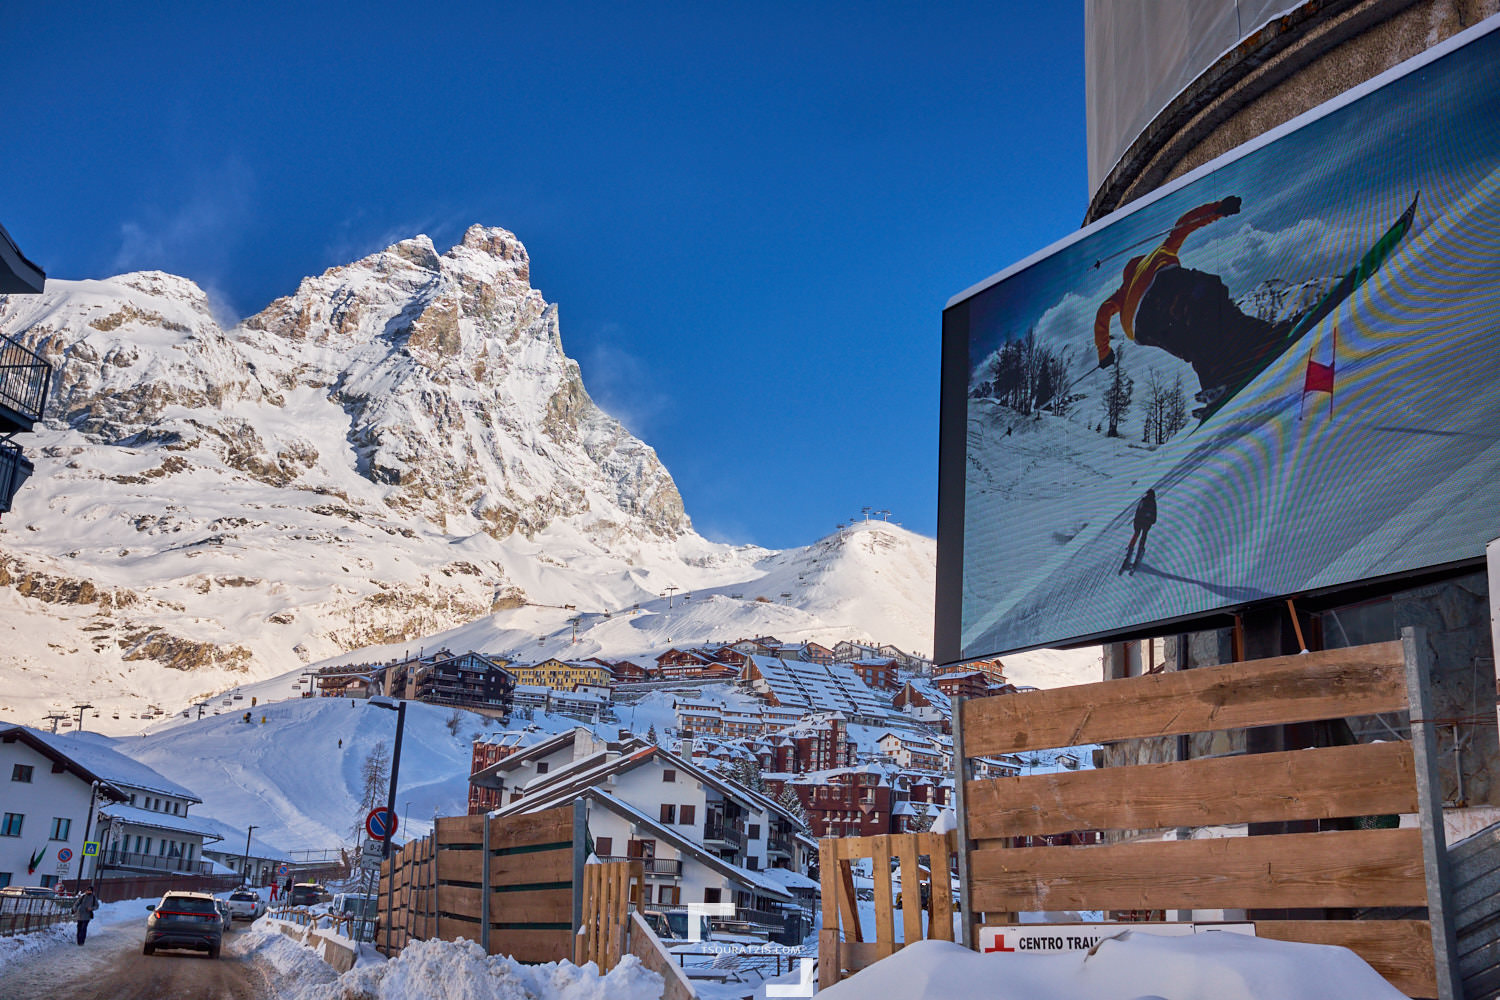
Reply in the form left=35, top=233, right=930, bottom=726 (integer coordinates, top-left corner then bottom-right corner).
left=938, top=18, right=1500, bottom=663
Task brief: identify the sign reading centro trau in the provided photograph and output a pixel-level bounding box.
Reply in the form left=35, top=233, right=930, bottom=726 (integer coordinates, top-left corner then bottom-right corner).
left=979, top=923, right=1254, bottom=956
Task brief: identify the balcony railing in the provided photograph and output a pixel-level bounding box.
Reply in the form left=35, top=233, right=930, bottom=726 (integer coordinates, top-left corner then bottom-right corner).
left=0, top=333, right=50, bottom=432
left=100, top=848, right=213, bottom=876
left=703, top=819, right=745, bottom=849
left=0, top=440, right=33, bottom=514
left=599, top=856, right=682, bottom=877
left=766, top=833, right=794, bottom=858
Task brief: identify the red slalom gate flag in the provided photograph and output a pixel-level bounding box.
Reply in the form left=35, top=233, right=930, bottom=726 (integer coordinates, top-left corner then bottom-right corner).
left=1301, top=325, right=1337, bottom=417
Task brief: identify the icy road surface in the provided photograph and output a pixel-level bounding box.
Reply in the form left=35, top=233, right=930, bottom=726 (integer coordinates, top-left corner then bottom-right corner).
left=0, top=900, right=272, bottom=1000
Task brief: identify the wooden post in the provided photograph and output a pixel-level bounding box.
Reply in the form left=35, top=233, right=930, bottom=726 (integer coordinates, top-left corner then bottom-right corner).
left=819, top=839, right=840, bottom=991
left=871, top=834, right=896, bottom=958
left=1403, top=626, right=1464, bottom=1000
left=480, top=817, right=491, bottom=953
left=897, top=834, right=922, bottom=947
left=951, top=695, right=976, bottom=948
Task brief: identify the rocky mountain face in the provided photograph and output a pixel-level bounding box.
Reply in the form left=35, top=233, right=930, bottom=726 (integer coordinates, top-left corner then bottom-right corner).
left=0, top=227, right=771, bottom=723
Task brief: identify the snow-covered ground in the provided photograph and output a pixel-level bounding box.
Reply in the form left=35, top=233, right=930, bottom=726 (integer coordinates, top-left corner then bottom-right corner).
left=820, top=936, right=1405, bottom=1000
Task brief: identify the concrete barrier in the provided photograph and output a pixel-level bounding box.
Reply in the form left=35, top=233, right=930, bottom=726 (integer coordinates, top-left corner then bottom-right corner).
left=267, top=917, right=358, bottom=974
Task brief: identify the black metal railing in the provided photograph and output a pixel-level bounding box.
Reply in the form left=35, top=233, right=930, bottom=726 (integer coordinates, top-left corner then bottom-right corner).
left=702, top=819, right=745, bottom=849
left=766, top=833, right=793, bottom=857
left=100, top=848, right=214, bottom=876
left=0, top=895, right=73, bottom=937
left=0, top=440, right=33, bottom=514
left=599, top=856, right=683, bottom=877
left=0, top=332, right=50, bottom=431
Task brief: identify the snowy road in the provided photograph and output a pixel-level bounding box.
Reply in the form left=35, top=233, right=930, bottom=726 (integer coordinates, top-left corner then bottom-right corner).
left=0, top=914, right=272, bottom=1000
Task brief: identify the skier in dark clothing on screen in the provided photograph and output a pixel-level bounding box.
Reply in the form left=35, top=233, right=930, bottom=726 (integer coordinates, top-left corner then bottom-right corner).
left=1121, top=489, right=1157, bottom=574
left=1094, top=197, right=1278, bottom=412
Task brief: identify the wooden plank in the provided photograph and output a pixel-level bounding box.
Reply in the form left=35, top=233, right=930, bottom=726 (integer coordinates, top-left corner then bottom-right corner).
left=961, top=640, right=1406, bottom=756
left=966, top=741, right=1417, bottom=840
left=493, top=928, right=572, bottom=964
left=838, top=859, right=863, bottom=943
left=492, top=849, right=573, bottom=887
left=438, top=913, right=482, bottom=940
left=1255, top=920, right=1435, bottom=998
left=490, top=807, right=573, bottom=850
left=819, top=841, right=839, bottom=990
left=839, top=940, right=896, bottom=975
left=969, top=828, right=1426, bottom=912
left=435, top=884, right=481, bottom=920
left=603, top=862, right=620, bottom=971
left=628, top=910, right=697, bottom=1000
left=923, top=832, right=954, bottom=943
left=436, top=814, right=486, bottom=846
left=871, top=835, right=896, bottom=959
left=819, top=927, right=841, bottom=991
left=897, top=834, right=923, bottom=947
left=492, top=887, right=573, bottom=926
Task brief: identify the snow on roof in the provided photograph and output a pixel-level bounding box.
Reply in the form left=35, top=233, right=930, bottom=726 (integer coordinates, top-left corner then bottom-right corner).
left=743, top=653, right=892, bottom=719
left=98, top=802, right=223, bottom=840
left=755, top=866, right=820, bottom=891
left=34, top=730, right=201, bottom=802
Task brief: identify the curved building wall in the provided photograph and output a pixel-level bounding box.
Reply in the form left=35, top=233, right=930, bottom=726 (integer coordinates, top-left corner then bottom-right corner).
left=1086, top=0, right=1500, bottom=221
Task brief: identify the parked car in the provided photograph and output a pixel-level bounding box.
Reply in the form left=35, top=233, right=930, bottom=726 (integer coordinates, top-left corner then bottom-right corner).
left=0, top=886, right=58, bottom=899
left=144, top=891, right=223, bottom=958
left=288, top=882, right=328, bottom=907
left=225, top=889, right=266, bottom=921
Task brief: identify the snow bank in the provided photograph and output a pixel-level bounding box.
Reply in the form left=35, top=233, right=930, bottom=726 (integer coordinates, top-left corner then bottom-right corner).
left=242, top=929, right=664, bottom=1000
left=819, top=935, right=1407, bottom=1000
left=0, top=923, right=72, bottom=971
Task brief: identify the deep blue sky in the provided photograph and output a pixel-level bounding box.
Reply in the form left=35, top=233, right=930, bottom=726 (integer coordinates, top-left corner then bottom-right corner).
left=4, top=3, right=1086, bottom=549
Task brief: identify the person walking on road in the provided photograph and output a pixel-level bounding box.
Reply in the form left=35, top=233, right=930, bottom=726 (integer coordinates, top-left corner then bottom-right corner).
left=1121, top=489, right=1157, bottom=574
left=73, top=886, right=98, bottom=945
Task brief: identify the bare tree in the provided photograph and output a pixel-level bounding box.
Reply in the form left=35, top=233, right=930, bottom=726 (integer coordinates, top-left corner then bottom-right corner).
left=352, top=741, right=391, bottom=843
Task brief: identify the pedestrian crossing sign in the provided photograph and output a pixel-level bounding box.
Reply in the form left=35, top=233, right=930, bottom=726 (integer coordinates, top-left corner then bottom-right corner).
left=82, top=841, right=99, bottom=857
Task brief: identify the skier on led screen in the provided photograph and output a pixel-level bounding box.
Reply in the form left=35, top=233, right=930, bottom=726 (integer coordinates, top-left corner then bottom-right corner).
left=1093, top=194, right=1416, bottom=422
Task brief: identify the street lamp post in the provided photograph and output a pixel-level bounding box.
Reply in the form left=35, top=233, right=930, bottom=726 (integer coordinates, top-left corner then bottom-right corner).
left=241, top=824, right=258, bottom=887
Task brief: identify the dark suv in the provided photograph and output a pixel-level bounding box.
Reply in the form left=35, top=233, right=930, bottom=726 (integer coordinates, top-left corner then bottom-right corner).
left=288, top=882, right=326, bottom=907
left=144, top=891, right=223, bottom=958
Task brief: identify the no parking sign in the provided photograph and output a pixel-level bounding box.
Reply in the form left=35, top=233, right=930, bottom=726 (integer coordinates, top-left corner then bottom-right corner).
left=56, top=847, right=73, bottom=864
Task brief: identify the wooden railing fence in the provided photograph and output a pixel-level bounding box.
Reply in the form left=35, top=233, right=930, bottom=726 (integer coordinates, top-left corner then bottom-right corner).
left=818, top=830, right=957, bottom=989
left=951, top=629, right=1460, bottom=999
left=572, top=859, right=643, bottom=970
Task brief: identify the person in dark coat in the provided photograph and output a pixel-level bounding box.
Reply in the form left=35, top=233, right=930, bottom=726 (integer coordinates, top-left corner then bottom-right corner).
left=73, top=886, right=99, bottom=945
left=1122, top=489, right=1157, bottom=572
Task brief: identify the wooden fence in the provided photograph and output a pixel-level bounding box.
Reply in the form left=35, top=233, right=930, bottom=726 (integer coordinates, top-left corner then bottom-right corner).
left=951, top=630, right=1460, bottom=999
left=378, top=802, right=583, bottom=963
left=573, top=859, right=643, bottom=970
left=818, top=830, right=958, bottom=989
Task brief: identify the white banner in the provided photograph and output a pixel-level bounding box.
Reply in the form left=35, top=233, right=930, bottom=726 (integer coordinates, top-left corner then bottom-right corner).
left=979, top=922, right=1254, bottom=956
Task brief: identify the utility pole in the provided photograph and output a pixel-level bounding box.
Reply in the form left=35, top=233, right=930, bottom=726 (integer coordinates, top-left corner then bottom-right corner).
left=241, top=824, right=258, bottom=887
left=663, top=586, right=678, bottom=609
left=568, top=616, right=582, bottom=644
left=73, top=703, right=93, bottom=732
